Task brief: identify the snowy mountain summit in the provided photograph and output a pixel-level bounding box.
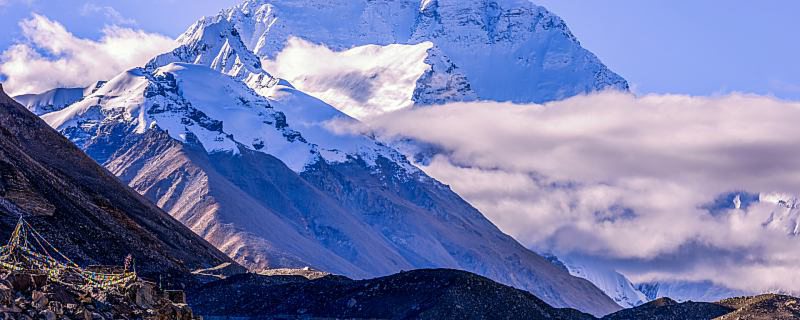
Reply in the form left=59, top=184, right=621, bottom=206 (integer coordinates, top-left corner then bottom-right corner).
left=37, top=8, right=623, bottom=315
left=24, top=0, right=637, bottom=316
left=193, top=0, right=629, bottom=118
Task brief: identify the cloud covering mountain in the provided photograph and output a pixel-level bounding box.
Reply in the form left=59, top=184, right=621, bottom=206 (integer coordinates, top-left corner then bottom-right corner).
left=338, top=92, right=800, bottom=294
left=0, top=14, right=174, bottom=96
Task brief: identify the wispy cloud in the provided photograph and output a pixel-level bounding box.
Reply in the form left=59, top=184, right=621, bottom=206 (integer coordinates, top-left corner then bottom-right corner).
left=0, top=14, right=175, bottom=96
left=80, top=3, right=136, bottom=26
left=334, top=92, right=800, bottom=292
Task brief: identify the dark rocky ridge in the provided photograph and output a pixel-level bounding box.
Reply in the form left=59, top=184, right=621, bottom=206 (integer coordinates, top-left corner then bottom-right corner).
left=190, top=266, right=800, bottom=320
left=190, top=268, right=596, bottom=320
left=602, top=297, right=733, bottom=320
left=0, top=84, right=243, bottom=288
left=603, top=294, right=800, bottom=320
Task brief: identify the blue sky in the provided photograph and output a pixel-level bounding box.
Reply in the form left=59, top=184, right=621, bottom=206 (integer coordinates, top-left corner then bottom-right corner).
left=536, top=0, right=800, bottom=99
left=0, top=1, right=238, bottom=43
left=0, top=0, right=798, bottom=99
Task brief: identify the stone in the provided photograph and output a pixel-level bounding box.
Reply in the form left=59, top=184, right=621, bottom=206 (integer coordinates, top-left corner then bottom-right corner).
left=39, top=309, right=56, bottom=320
left=131, top=282, right=156, bottom=308
left=7, top=274, right=34, bottom=293
left=164, top=290, right=186, bottom=304
left=31, top=290, right=48, bottom=310
left=47, top=301, right=63, bottom=315
left=0, top=285, right=12, bottom=306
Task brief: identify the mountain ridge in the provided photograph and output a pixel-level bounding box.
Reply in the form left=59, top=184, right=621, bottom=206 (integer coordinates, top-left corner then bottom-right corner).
left=201, top=0, right=628, bottom=119
left=39, top=61, right=621, bottom=315
left=0, top=83, right=242, bottom=288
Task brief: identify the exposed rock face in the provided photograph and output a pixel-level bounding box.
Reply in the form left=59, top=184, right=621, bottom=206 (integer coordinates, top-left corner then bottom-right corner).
left=189, top=268, right=596, bottom=320
left=201, top=0, right=629, bottom=119
left=41, top=63, right=621, bottom=316
left=0, top=85, right=241, bottom=288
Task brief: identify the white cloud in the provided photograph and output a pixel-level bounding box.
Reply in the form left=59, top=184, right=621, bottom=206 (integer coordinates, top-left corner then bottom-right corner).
left=261, top=38, right=434, bottom=119
left=0, top=14, right=175, bottom=96
left=339, top=92, right=800, bottom=293
left=81, top=3, right=137, bottom=26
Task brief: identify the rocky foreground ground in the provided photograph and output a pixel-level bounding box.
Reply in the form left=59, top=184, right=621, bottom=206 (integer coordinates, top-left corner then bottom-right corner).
left=0, top=271, right=196, bottom=320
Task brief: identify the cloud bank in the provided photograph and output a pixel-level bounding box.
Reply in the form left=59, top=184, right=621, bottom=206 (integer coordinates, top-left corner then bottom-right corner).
left=340, top=92, right=800, bottom=293
left=262, top=37, right=433, bottom=119
left=0, top=14, right=174, bottom=96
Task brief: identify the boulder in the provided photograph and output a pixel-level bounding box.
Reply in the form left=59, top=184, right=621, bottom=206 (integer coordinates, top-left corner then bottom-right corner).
left=31, top=290, right=48, bottom=310
left=39, top=309, right=56, bottom=320
left=164, top=290, right=186, bottom=304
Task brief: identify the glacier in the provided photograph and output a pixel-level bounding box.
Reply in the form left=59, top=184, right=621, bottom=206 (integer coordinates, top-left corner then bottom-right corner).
left=12, top=81, right=106, bottom=115
left=194, top=0, right=629, bottom=119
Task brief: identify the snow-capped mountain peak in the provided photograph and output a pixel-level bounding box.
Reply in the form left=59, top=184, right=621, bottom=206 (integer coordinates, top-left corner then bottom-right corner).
left=44, top=62, right=416, bottom=174
left=13, top=81, right=106, bottom=115
left=148, top=18, right=278, bottom=92
left=191, top=0, right=628, bottom=120
left=28, top=1, right=635, bottom=315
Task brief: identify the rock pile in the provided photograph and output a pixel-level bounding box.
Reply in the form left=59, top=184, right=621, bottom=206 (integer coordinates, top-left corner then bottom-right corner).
left=0, top=271, right=197, bottom=320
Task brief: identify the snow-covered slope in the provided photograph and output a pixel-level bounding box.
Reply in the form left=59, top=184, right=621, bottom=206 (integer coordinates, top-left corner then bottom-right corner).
left=191, top=0, right=628, bottom=119
left=42, top=61, right=620, bottom=316
left=636, top=281, right=750, bottom=303
left=547, top=255, right=647, bottom=308
left=147, top=18, right=279, bottom=93
left=260, top=39, right=476, bottom=119
left=13, top=81, right=105, bottom=115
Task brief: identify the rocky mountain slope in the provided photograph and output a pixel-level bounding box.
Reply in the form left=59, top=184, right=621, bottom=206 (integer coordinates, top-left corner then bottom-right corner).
left=195, top=0, right=628, bottom=119
left=602, top=294, right=800, bottom=320
left=39, top=59, right=620, bottom=315
left=0, top=84, right=239, bottom=287
left=22, top=0, right=637, bottom=315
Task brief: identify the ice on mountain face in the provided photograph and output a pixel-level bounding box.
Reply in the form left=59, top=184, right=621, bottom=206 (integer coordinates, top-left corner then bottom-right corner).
left=760, top=192, right=800, bottom=236
left=549, top=255, right=647, bottom=308
left=702, top=191, right=800, bottom=236
left=636, top=280, right=750, bottom=303
left=40, top=62, right=621, bottom=316
left=198, top=0, right=628, bottom=119
left=148, top=19, right=279, bottom=93
left=38, top=47, right=621, bottom=318
left=43, top=62, right=416, bottom=174
left=12, top=81, right=106, bottom=115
